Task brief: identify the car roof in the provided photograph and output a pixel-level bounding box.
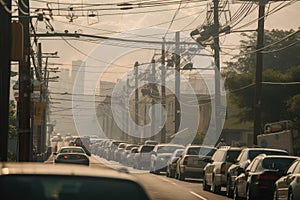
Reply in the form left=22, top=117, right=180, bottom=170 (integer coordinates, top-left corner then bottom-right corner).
left=59, top=146, right=84, bottom=150
left=157, top=143, right=185, bottom=147
left=256, top=154, right=298, bottom=159
left=0, top=162, right=139, bottom=181
left=243, top=147, right=288, bottom=152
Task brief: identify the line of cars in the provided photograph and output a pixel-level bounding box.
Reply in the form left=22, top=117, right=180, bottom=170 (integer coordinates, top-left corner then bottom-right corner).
left=73, top=136, right=300, bottom=200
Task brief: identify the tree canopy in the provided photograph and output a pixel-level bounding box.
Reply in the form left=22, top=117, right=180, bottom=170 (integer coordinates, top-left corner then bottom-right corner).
left=223, top=29, right=300, bottom=129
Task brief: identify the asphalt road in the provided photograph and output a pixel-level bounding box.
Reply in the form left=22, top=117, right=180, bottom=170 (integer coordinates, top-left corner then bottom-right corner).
left=93, top=156, right=230, bottom=200
left=47, top=142, right=229, bottom=200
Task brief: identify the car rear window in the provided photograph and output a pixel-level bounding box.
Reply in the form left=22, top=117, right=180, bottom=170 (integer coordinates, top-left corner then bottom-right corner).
left=248, top=150, right=288, bottom=160
left=0, top=175, right=150, bottom=200
left=140, top=145, right=154, bottom=152
left=226, top=150, right=242, bottom=163
left=262, top=157, right=296, bottom=171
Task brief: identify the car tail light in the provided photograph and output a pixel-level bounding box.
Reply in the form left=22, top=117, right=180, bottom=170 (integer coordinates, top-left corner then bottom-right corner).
left=141, top=153, right=144, bottom=158
left=183, top=158, right=188, bottom=165
left=63, top=155, right=68, bottom=159
left=74, top=143, right=77, bottom=147
left=221, top=163, right=226, bottom=174
left=258, top=174, right=278, bottom=181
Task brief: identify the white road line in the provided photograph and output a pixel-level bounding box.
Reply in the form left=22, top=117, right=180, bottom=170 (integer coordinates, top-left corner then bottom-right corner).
left=190, top=191, right=207, bottom=200
left=156, top=176, right=177, bottom=185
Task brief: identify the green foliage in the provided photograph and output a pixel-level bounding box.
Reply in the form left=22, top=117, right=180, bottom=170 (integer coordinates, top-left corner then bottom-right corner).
left=223, top=29, right=300, bottom=126
left=192, top=132, right=205, bottom=145
left=8, top=100, right=17, bottom=139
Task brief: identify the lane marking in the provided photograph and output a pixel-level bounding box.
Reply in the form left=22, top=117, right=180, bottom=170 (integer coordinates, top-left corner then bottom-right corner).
left=156, top=175, right=177, bottom=185
left=190, top=191, right=207, bottom=200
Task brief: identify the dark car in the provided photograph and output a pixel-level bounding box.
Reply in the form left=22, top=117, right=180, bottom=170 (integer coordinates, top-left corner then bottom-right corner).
left=166, top=148, right=184, bottom=178
left=0, top=162, right=150, bottom=200
left=234, top=154, right=298, bottom=200
left=54, top=153, right=90, bottom=166
left=226, top=148, right=288, bottom=197
left=73, top=136, right=91, bottom=155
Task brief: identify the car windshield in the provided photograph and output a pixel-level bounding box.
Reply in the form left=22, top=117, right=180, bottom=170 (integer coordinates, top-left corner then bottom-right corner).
left=248, top=150, right=288, bottom=160
left=262, top=157, right=296, bottom=171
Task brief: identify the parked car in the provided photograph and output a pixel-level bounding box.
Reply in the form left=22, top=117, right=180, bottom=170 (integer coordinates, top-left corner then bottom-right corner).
left=274, top=158, right=300, bottom=200
left=106, top=140, right=124, bottom=160
left=0, top=162, right=150, bottom=200
left=73, top=136, right=91, bottom=155
left=134, top=145, right=155, bottom=170
left=166, top=148, right=185, bottom=178
left=226, top=147, right=288, bottom=197
left=114, top=142, right=128, bottom=162
left=54, top=152, right=90, bottom=166
left=120, top=144, right=140, bottom=164
left=126, top=147, right=140, bottom=167
left=149, top=144, right=185, bottom=174
left=234, top=154, right=298, bottom=200
left=176, top=145, right=216, bottom=180
left=203, top=146, right=242, bottom=194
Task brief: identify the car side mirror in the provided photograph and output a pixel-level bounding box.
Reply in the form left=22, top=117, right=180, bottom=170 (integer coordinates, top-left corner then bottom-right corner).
left=203, top=157, right=212, bottom=163
left=86, top=152, right=91, bottom=156
left=53, top=152, right=57, bottom=155
left=151, top=151, right=157, bottom=156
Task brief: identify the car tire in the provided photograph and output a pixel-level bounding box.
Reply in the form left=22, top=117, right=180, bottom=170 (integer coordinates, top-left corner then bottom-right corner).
left=170, top=169, right=175, bottom=178
left=273, top=187, right=278, bottom=200
left=178, top=171, right=185, bottom=181
left=166, top=167, right=170, bottom=177
left=202, top=175, right=211, bottom=191
left=226, top=176, right=234, bottom=198
left=288, top=189, right=293, bottom=200
left=246, top=186, right=254, bottom=200
left=212, top=176, right=221, bottom=194
left=233, top=184, right=243, bottom=200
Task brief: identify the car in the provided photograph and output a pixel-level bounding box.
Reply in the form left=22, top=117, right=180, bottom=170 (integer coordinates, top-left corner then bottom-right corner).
left=274, top=158, right=300, bottom=200
left=226, top=147, right=288, bottom=197
left=149, top=144, right=185, bottom=174
left=166, top=148, right=185, bottom=178
left=134, top=144, right=155, bottom=170
left=144, top=140, right=159, bottom=145
left=126, top=147, right=140, bottom=167
left=106, top=140, right=125, bottom=160
left=54, top=146, right=91, bottom=157
left=0, top=162, right=150, bottom=200
left=176, top=145, right=216, bottom=180
left=54, top=152, right=90, bottom=166
left=120, top=144, right=140, bottom=164
left=203, top=146, right=242, bottom=194
left=114, top=142, right=128, bottom=162
left=73, top=136, right=91, bottom=155
left=234, top=154, right=298, bottom=200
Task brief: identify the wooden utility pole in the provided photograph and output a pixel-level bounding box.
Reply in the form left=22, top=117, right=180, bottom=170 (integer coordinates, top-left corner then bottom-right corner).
left=0, top=0, right=12, bottom=161
left=213, top=0, right=222, bottom=142
left=18, top=0, right=32, bottom=161
left=254, top=0, right=266, bottom=145
left=174, top=32, right=181, bottom=134
left=161, top=38, right=166, bottom=143
left=134, top=62, right=140, bottom=142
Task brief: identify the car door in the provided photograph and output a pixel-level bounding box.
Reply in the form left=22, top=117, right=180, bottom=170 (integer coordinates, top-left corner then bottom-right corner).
left=205, top=150, right=225, bottom=186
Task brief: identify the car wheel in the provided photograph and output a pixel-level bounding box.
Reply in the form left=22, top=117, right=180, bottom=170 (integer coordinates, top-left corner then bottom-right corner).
left=170, top=169, right=175, bottom=178
left=226, top=176, right=234, bottom=198
left=233, top=184, right=243, bottom=200
left=212, top=176, right=221, bottom=194
left=273, top=187, right=278, bottom=200
left=246, top=186, right=254, bottom=200
left=166, top=167, right=170, bottom=177
left=178, top=171, right=185, bottom=181
left=288, top=189, right=293, bottom=200
left=202, top=175, right=211, bottom=191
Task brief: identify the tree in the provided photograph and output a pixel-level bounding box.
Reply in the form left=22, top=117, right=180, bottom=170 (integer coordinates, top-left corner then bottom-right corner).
left=223, top=29, right=300, bottom=126
left=8, top=100, right=17, bottom=138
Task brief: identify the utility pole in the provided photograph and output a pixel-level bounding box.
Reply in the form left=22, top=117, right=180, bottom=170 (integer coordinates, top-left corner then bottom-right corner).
left=18, top=0, right=32, bottom=161
left=213, top=0, right=222, bottom=142
left=175, top=32, right=181, bottom=134
left=36, top=43, right=42, bottom=155
left=254, top=0, right=266, bottom=145
left=161, top=38, right=166, bottom=143
left=0, top=0, right=12, bottom=161
left=134, top=62, right=140, bottom=142
left=151, top=59, right=156, bottom=139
